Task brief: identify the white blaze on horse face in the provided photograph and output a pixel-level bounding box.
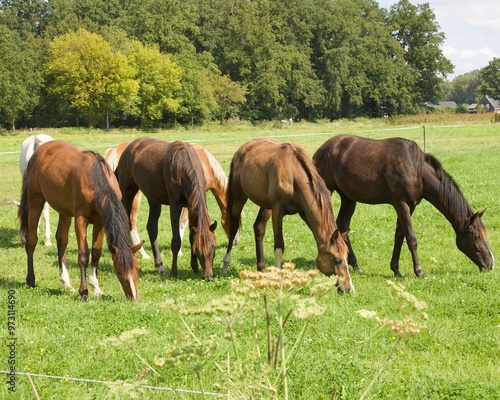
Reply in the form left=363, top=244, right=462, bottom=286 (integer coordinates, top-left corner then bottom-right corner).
left=59, top=262, right=75, bottom=292
left=89, top=266, right=102, bottom=297
left=129, top=276, right=137, bottom=300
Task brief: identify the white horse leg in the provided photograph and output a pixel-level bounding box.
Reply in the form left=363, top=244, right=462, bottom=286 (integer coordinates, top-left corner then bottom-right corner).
left=59, top=262, right=75, bottom=292
left=89, top=266, right=102, bottom=297
left=222, top=251, right=231, bottom=274
left=42, top=202, right=52, bottom=246
left=130, top=228, right=150, bottom=259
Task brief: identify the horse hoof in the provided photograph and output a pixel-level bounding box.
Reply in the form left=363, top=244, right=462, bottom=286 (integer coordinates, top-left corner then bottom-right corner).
left=81, top=295, right=88, bottom=302
left=157, top=264, right=167, bottom=274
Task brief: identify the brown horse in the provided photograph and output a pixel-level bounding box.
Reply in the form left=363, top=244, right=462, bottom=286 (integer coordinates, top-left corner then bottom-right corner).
left=313, top=134, right=495, bottom=277
left=114, top=138, right=217, bottom=278
left=18, top=141, right=142, bottom=301
left=222, top=138, right=353, bottom=292
left=105, top=140, right=237, bottom=259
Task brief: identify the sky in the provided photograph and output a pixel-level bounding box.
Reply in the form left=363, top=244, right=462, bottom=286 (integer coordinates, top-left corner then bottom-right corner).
left=377, top=0, right=500, bottom=80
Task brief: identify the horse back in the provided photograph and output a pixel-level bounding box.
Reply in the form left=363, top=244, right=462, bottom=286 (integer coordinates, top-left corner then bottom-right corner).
left=232, top=138, right=314, bottom=209
left=313, top=135, right=424, bottom=204
left=26, top=141, right=104, bottom=217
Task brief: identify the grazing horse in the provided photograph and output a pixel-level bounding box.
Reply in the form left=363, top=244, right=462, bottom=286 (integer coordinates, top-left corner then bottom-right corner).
left=105, top=141, right=238, bottom=259
left=222, top=138, right=353, bottom=292
left=313, top=134, right=495, bottom=277
left=18, top=141, right=142, bottom=301
left=19, top=134, right=54, bottom=246
left=114, top=138, right=217, bottom=278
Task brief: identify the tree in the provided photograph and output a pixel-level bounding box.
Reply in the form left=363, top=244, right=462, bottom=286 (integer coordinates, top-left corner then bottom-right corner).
left=478, top=58, right=500, bottom=100
left=126, top=41, right=182, bottom=127
left=386, top=0, right=454, bottom=106
left=0, top=24, right=42, bottom=129
left=448, top=71, right=480, bottom=104
left=44, top=29, right=138, bottom=127
left=210, top=73, right=247, bottom=124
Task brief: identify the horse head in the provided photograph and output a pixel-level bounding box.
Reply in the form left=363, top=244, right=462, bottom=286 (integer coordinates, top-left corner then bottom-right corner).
left=456, top=210, right=495, bottom=271
left=110, top=241, right=143, bottom=300
left=193, top=221, right=218, bottom=279
left=316, top=229, right=354, bottom=292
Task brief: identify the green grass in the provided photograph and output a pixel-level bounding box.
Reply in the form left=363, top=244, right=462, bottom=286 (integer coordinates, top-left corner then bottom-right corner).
left=1, top=118, right=499, bottom=399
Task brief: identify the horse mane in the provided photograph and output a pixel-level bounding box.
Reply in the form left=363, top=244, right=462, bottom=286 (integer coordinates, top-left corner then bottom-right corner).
left=289, top=143, right=341, bottom=236
left=202, top=146, right=228, bottom=189
left=424, top=152, right=473, bottom=228
left=172, top=144, right=212, bottom=254
left=87, top=152, right=135, bottom=272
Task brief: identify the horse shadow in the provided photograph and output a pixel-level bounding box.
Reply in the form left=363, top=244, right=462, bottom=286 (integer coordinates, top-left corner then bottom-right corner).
left=0, top=227, right=22, bottom=249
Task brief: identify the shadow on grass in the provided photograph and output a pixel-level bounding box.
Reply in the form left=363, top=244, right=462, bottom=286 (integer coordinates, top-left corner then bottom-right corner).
left=0, top=227, right=22, bottom=249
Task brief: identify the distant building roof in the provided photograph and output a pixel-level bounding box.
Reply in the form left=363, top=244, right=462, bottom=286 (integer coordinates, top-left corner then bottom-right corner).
left=478, top=95, right=500, bottom=112
left=433, top=101, right=457, bottom=109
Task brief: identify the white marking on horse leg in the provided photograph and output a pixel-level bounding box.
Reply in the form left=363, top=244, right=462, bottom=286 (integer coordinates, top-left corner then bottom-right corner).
left=59, top=263, right=75, bottom=292
left=89, top=266, right=102, bottom=297
left=178, top=221, right=187, bottom=257
left=130, top=229, right=150, bottom=259
left=222, top=252, right=231, bottom=274
left=274, top=248, right=283, bottom=269
left=129, top=277, right=137, bottom=300
left=42, top=202, right=52, bottom=246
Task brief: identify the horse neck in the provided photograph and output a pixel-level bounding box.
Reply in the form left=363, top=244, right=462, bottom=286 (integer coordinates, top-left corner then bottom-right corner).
left=204, top=150, right=229, bottom=214
left=422, top=164, right=473, bottom=232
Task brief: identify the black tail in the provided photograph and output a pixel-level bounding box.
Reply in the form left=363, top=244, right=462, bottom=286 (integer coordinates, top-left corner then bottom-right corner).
left=225, top=157, right=240, bottom=230
left=18, top=172, right=29, bottom=244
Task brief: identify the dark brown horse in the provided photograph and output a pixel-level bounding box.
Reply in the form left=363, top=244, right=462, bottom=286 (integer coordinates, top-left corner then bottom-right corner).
left=222, top=138, right=353, bottom=292
left=313, top=134, right=495, bottom=277
left=105, top=140, right=238, bottom=258
left=18, top=141, right=142, bottom=301
left=114, top=138, right=217, bottom=278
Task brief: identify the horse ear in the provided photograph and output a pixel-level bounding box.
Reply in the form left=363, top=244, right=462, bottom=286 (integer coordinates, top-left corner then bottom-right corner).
left=210, top=220, right=218, bottom=232
left=330, top=229, right=340, bottom=243
left=470, top=209, right=486, bottom=225
left=341, top=229, right=350, bottom=239
left=110, top=245, right=119, bottom=255
left=130, top=240, right=145, bottom=254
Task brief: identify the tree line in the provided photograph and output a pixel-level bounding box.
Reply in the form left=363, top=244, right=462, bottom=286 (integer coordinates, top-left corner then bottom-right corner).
left=0, top=0, right=495, bottom=129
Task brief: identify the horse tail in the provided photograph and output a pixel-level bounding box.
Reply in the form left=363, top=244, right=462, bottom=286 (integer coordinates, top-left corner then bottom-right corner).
left=225, top=156, right=241, bottom=230
left=18, top=172, right=29, bottom=244
left=175, top=143, right=213, bottom=254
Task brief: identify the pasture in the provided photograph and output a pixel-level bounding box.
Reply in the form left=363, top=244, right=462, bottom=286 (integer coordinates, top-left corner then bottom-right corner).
left=1, top=119, right=499, bottom=399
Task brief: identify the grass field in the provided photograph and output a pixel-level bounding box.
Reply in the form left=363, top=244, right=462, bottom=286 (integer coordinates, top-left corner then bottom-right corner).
left=1, top=117, right=499, bottom=399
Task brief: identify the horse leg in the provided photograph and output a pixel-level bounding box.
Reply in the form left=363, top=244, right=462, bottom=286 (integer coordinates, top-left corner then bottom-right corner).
left=56, top=215, right=75, bottom=292
left=178, top=207, right=189, bottom=257
left=271, top=206, right=285, bottom=269
left=222, top=194, right=247, bottom=274
left=89, top=224, right=105, bottom=297
left=391, top=203, right=422, bottom=277
left=254, top=208, right=271, bottom=271
left=42, top=202, right=52, bottom=246
left=146, top=200, right=166, bottom=274
left=130, top=191, right=149, bottom=259
left=74, top=215, right=90, bottom=301
left=337, top=196, right=360, bottom=271
left=169, top=204, right=183, bottom=278
left=25, top=200, right=44, bottom=288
